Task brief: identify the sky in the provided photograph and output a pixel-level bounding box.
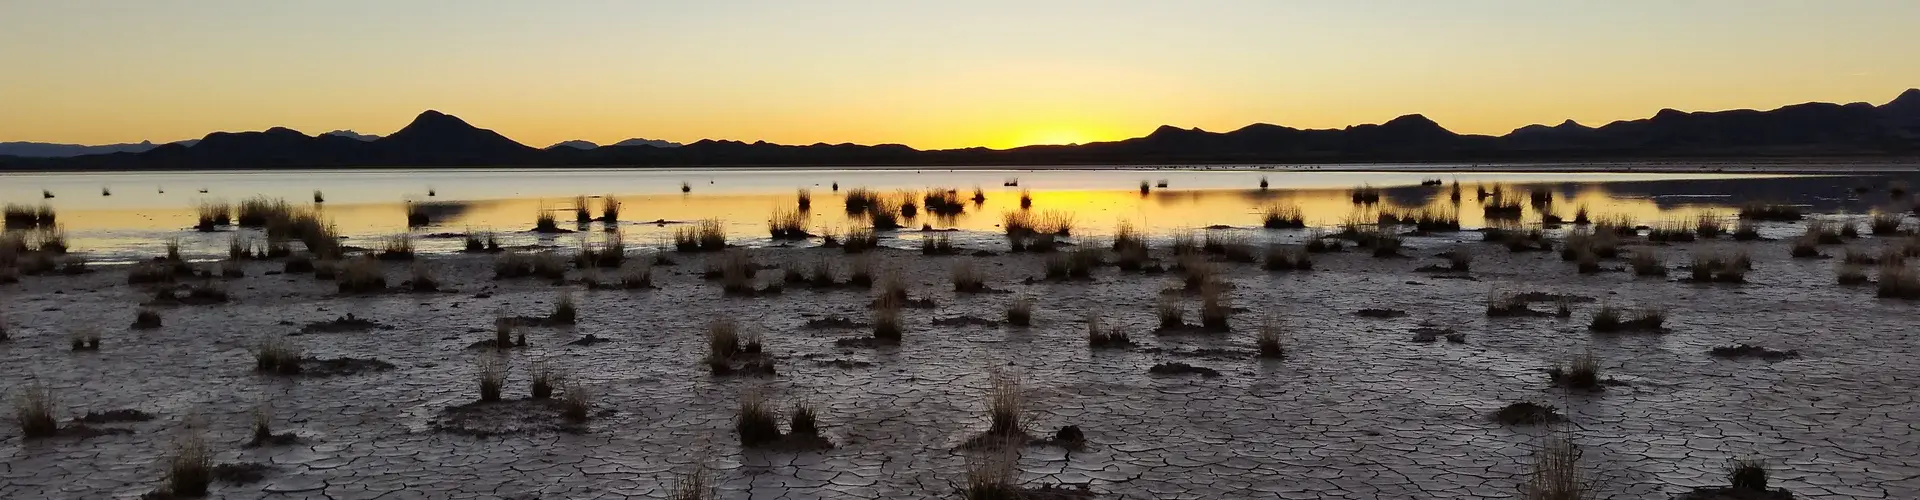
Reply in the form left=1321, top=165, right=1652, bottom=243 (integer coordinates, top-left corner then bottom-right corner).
left=2, top=0, right=1917, bottom=150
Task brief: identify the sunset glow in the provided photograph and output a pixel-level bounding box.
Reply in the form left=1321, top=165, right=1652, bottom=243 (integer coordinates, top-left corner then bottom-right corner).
left=1, top=1, right=1917, bottom=149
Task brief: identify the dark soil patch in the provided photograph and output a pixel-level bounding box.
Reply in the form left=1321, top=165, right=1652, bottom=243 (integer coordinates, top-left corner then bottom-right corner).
left=1675, top=487, right=1796, bottom=500
left=1490, top=402, right=1565, bottom=425
left=755, top=431, right=836, bottom=451
left=1409, top=327, right=1453, bottom=343
left=53, top=424, right=135, bottom=439
left=74, top=409, right=154, bottom=424
left=961, top=429, right=1040, bottom=450
left=833, top=337, right=899, bottom=349
left=500, top=315, right=571, bottom=328
left=431, top=398, right=591, bottom=437
left=1355, top=308, right=1407, bottom=319
left=869, top=297, right=938, bottom=309
left=1513, top=292, right=1595, bottom=303
left=932, top=316, right=1000, bottom=328
left=1017, top=484, right=1100, bottom=499
left=1152, top=324, right=1226, bottom=335
left=293, top=314, right=389, bottom=336
left=1589, top=317, right=1667, bottom=334
left=211, top=462, right=276, bottom=484
left=1148, top=362, right=1222, bottom=378
left=565, top=334, right=610, bottom=346
left=1709, top=344, right=1801, bottom=361
left=814, top=358, right=874, bottom=369
left=292, top=357, right=396, bottom=377
left=1486, top=304, right=1555, bottom=317
left=709, top=357, right=776, bottom=377
left=245, top=432, right=303, bottom=448
left=805, top=316, right=868, bottom=330
left=1546, top=369, right=1627, bottom=392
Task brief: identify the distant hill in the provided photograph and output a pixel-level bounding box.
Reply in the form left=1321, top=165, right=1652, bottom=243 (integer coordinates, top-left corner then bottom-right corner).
left=0, top=139, right=197, bottom=158
left=324, top=130, right=380, bottom=141
left=4, top=90, right=1916, bottom=170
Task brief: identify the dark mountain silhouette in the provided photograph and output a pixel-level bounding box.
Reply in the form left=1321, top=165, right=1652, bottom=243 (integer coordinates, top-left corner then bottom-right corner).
left=5, top=89, right=1915, bottom=171
left=548, top=140, right=598, bottom=150
left=611, top=138, right=682, bottom=148
left=324, top=130, right=380, bottom=141
left=0, top=139, right=197, bottom=158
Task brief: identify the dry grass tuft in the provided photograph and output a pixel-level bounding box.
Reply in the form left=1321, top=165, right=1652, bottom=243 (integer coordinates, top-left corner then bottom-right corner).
left=408, top=263, right=439, bottom=292
left=1262, top=205, right=1305, bottom=229
left=1629, top=250, right=1665, bottom=277
left=1256, top=315, right=1286, bottom=359
left=1728, top=458, right=1770, bottom=491
left=965, top=447, right=1021, bottom=500
left=1156, top=296, right=1185, bottom=328
left=736, top=388, right=781, bottom=447
left=550, top=292, right=578, bottom=324
left=985, top=369, right=1024, bottom=436
left=769, top=208, right=807, bottom=239
left=1086, top=313, right=1132, bottom=348
left=13, top=381, right=58, bottom=438
left=1837, top=263, right=1869, bottom=285
left=673, top=219, right=727, bottom=252
left=133, top=307, right=163, bottom=330
left=620, top=261, right=654, bottom=289
left=477, top=355, right=507, bottom=402
left=922, top=233, right=957, bottom=255
left=1878, top=264, right=1920, bottom=299
left=1689, top=251, right=1747, bottom=283
left=848, top=256, right=874, bottom=287
left=164, top=430, right=214, bottom=497
left=559, top=380, right=592, bottom=422
left=1199, top=283, right=1231, bottom=331
left=530, top=363, right=557, bottom=399
left=338, top=256, right=387, bottom=293
left=378, top=233, right=415, bottom=260
left=1006, top=297, right=1034, bottom=326
left=843, top=226, right=880, bottom=253
left=873, top=302, right=903, bottom=341
left=254, top=336, right=304, bottom=374
left=1871, top=213, right=1904, bottom=235
left=1113, top=221, right=1146, bottom=252
left=1521, top=434, right=1597, bottom=500
left=952, top=260, right=986, bottom=292
left=669, top=466, right=712, bottom=500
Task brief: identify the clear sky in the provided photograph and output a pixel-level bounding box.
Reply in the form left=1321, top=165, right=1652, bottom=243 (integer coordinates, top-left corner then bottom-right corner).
left=2, top=0, right=1916, bottom=150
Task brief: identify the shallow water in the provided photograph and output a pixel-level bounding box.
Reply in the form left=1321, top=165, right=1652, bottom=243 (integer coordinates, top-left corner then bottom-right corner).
left=2, top=165, right=1915, bottom=261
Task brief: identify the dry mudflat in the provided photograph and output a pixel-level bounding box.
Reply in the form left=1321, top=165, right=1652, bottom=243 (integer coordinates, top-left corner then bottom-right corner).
left=2, top=220, right=1918, bottom=499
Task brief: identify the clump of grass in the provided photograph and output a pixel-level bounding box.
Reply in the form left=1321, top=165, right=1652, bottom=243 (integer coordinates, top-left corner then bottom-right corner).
left=966, top=447, right=1021, bottom=499
left=1805, top=221, right=1844, bottom=245
left=1156, top=297, right=1185, bottom=329
left=13, top=381, right=58, bottom=438
left=133, top=307, right=163, bottom=330
left=338, top=256, right=387, bottom=293
left=866, top=199, right=902, bottom=231
left=1646, top=222, right=1695, bottom=242
left=1551, top=350, right=1601, bottom=390
left=534, top=209, right=560, bottom=233
left=769, top=208, right=807, bottom=239
left=921, top=233, right=956, bottom=255
left=1789, top=235, right=1822, bottom=258
left=848, top=256, right=873, bottom=287
left=194, top=201, right=232, bottom=230
left=1689, top=251, right=1747, bottom=283
left=1113, top=221, right=1146, bottom=252
left=1005, top=297, right=1033, bottom=326
left=1738, top=202, right=1802, bottom=221
left=477, top=355, right=507, bottom=402
left=1728, top=458, right=1770, bottom=492
left=1350, top=185, right=1381, bottom=204
left=378, top=233, right=415, bottom=260
left=806, top=258, right=835, bottom=287
left=1018, top=189, right=1032, bottom=209
left=715, top=250, right=757, bottom=295
left=1177, top=254, right=1218, bottom=290
left=952, top=260, right=986, bottom=292
left=1199, top=283, right=1231, bottom=331
left=1630, top=251, right=1665, bottom=276
left=843, top=187, right=879, bottom=213
left=1831, top=259, right=1870, bottom=284
left=236, top=196, right=292, bottom=227
left=1733, top=220, right=1760, bottom=241
left=1039, top=210, right=1075, bottom=236
left=600, top=195, right=621, bottom=223
left=532, top=252, right=567, bottom=280
left=1262, top=205, right=1305, bottom=229
left=1871, top=213, right=1904, bottom=235
left=550, top=292, right=577, bottom=324
left=253, top=336, right=303, bottom=374
left=1521, top=435, right=1597, bottom=500
left=163, top=430, right=214, bottom=497
left=1447, top=250, right=1473, bottom=271
left=984, top=369, right=1024, bottom=437
left=1172, top=230, right=1201, bottom=255
left=789, top=402, right=819, bottom=435
left=796, top=188, right=812, bottom=210
left=530, top=363, right=557, bottom=399
left=1085, top=313, right=1132, bottom=348
left=736, top=389, right=781, bottom=447
left=673, top=219, right=727, bottom=252
left=407, top=263, right=439, bottom=292
left=843, top=226, right=880, bottom=253
left=1878, top=264, right=1920, bottom=299
left=706, top=319, right=742, bottom=363
left=669, top=466, right=712, bottom=500
left=559, top=380, right=592, bottom=422
left=873, top=302, right=902, bottom=341
left=1370, top=233, right=1404, bottom=258
left=1841, top=220, right=1861, bottom=239
left=573, top=195, right=593, bottom=224
left=1589, top=305, right=1665, bottom=333
left=620, top=262, right=653, bottom=289
left=1256, top=316, right=1286, bottom=359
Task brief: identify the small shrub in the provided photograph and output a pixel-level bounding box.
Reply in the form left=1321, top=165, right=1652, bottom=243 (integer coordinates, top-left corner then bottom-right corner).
left=1630, top=251, right=1665, bottom=276
left=1837, top=264, right=1869, bottom=285
left=535, top=210, right=559, bottom=232
left=1878, top=264, right=1920, bottom=299
left=1733, top=221, right=1760, bottom=241
left=796, top=188, right=812, bottom=210
left=1553, top=350, right=1601, bottom=390
left=768, top=208, right=807, bottom=239
left=873, top=303, right=902, bottom=340
left=1728, top=458, right=1769, bottom=491
left=600, top=195, right=621, bottom=223
left=1447, top=250, right=1472, bottom=271
left=1871, top=213, right=1904, bottom=235
left=1789, top=236, right=1821, bottom=258
left=1738, top=202, right=1802, bottom=221
left=789, top=403, right=819, bottom=435
left=253, top=336, right=303, bottom=374
left=1199, top=283, right=1231, bottom=331
left=673, top=219, right=727, bottom=252
left=1689, top=251, right=1746, bottom=283
left=1113, top=221, right=1146, bottom=251
left=1695, top=213, right=1726, bottom=238
left=921, top=234, right=956, bottom=255
left=848, top=256, right=873, bottom=287
left=133, top=308, right=162, bottom=330
left=378, top=233, right=415, bottom=260
left=477, top=355, right=507, bottom=402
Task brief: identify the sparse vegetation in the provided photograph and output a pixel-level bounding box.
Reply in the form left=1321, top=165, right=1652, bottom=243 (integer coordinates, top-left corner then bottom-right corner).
left=1688, top=251, right=1747, bottom=283
left=193, top=201, right=231, bottom=230
left=769, top=208, right=807, bottom=239
left=14, top=381, right=57, bottom=438
left=1878, top=264, right=1920, bottom=299
left=1733, top=220, right=1760, bottom=241
left=1006, top=297, right=1033, bottom=326
left=984, top=369, right=1024, bottom=437
left=1199, top=283, right=1231, bottom=331
left=1521, top=435, right=1597, bottom=500
left=843, top=226, right=879, bottom=253
left=1790, top=235, right=1822, bottom=258
left=1263, top=244, right=1311, bottom=271
left=1589, top=305, right=1665, bottom=333
left=163, top=431, right=214, bottom=498
left=952, top=260, right=986, bottom=292
left=134, top=307, right=163, bottom=330
left=736, top=389, right=781, bottom=447
left=873, top=302, right=902, bottom=341
left=550, top=292, right=577, bottom=324
left=1256, top=316, right=1286, bottom=359
left=477, top=355, right=507, bottom=402
left=1739, top=202, right=1802, bottom=221
left=600, top=195, right=621, bottom=223
left=1871, top=213, right=1904, bottom=235
left=1156, top=296, right=1185, bottom=329
left=921, top=234, right=956, bottom=255
left=674, top=219, right=727, bottom=252
left=378, top=233, right=415, bottom=260
left=1630, top=251, right=1665, bottom=276
left=1838, top=263, right=1869, bottom=285
left=559, top=380, right=592, bottom=422
left=253, top=336, right=303, bottom=375
left=1262, top=205, right=1305, bottom=229
left=338, top=256, right=387, bottom=293
left=966, top=447, right=1020, bottom=500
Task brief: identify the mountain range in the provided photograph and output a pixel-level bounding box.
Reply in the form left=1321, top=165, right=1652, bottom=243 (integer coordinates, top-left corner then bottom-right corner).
left=4, top=89, right=1916, bottom=170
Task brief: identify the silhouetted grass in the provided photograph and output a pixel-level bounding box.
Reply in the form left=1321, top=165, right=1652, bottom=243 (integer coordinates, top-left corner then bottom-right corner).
left=769, top=208, right=807, bottom=239
left=559, top=380, right=592, bottom=422
left=1262, top=205, right=1305, bottom=229
left=843, top=187, right=879, bottom=213
left=1039, top=210, right=1075, bottom=236
left=13, top=381, right=57, bottom=438
left=867, top=199, right=902, bottom=230
left=1522, top=434, right=1596, bottom=500
left=873, top=302, right=902, bottom=341
left=530, top=363, right=556, bottom=399
left=193, top=201, right=231, bottom=231
left=1172, top=230, right=1200, bottom=255
left=674, top=219, right=727, bottom=252
left=1729, top=458, right=1770, bottom=492
left=164, top=431, right=213, bottom=498
left=1872, top=213, right=1904, bottom=235
left=1350, top=185, right=1381, bottom=204
left=551, top=292, right=577, bottom=324
left=1257, top=315, right=1285, bottom=359
left=1689, top=251, right=1747, bottom=283
left=1646, top=222, right=1695, bottom=242
left=1199, top=283, right=1231, bottom=331
left=737, top=389, right=781, bottom=447
left=796, top=188, right=812, bottom=211
left=576, top=231, right=627, bottom=268
left=1630, top=250, right=1665, bottom=276
left=952, top=260, right=986, bottom=292
left=1156, top=297, right=1184, bottom=329
left=1739, top=202, right=1803, bottom=221
left=535, top=209, right=560, bottom=233
left=378, top=234, right=415, bottom=261
left=924, top=189, right=966, bottom=215
left=843, top=226, right=879, bottom=253
left=985, top=368, right=1024, bottom=437
left=895, top=189, right=920, bottom=218
left=601, top=195, right=621, bottom=223
left=922, top=234, right=956, bottom=255
left=236, top=196, right=290, bottom=227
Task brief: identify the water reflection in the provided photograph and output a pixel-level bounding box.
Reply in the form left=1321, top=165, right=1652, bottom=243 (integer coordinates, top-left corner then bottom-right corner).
left=3, top=169, right=1915, bottom=261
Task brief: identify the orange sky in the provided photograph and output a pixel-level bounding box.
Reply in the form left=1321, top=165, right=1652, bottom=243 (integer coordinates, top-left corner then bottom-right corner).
left=2, top=1, right=1916, bottom=150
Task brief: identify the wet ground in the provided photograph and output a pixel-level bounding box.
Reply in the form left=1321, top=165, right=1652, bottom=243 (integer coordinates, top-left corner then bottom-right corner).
left=3, top=205, right=1919, bottom=498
